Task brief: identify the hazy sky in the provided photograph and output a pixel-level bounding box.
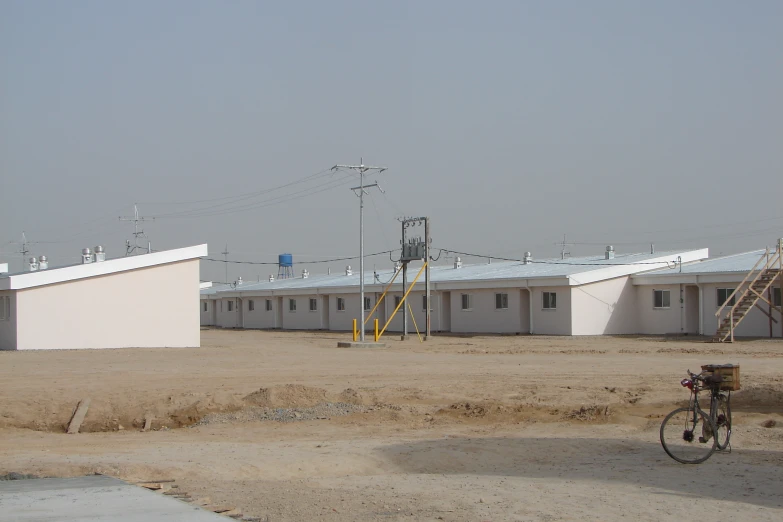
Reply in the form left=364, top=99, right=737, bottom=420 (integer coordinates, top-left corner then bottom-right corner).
left=2, top=1, right=782, bottom=282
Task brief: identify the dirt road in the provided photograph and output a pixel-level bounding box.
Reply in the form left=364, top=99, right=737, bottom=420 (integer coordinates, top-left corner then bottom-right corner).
left=1, top=330, right=782, bottom=521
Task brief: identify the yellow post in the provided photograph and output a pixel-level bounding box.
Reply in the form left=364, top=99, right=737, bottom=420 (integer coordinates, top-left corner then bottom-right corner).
left=374, top=319, right=379, bottom=342
left=352, top=319, right=358, bottom=342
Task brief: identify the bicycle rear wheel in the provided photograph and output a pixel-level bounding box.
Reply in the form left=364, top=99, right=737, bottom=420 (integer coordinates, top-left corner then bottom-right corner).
left=660, top=407, right=717, bottom=464
left=714, top=394, right=731, bottom=451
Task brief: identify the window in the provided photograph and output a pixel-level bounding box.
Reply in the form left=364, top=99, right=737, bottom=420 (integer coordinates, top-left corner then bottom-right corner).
left=248, top=300, right=255, bottom=311
left=309, top=298, right=318, bottom=312
left=289, top=298, right=297, bottom=312
left=495, top=293, right=509, bottom=310
left=364, top=297, right=372, bottom=312
left=0, top=296, right=6, bottom=321
left=227, top=300, right=234, bottom=312
left=202, top=302, right=208, bottom=312
left=266, top=299, right=273, bottom=312
left=543, top=292, right=557, bottom=309
left=774, top=287, right=781, bottom=307
left=461, top=293, right=473, bottom=311
left=220, top=301, right=223, bottom=312
left=717, top=288, right=735, bottom=307
left=394, top=296, right=403, bottom=308
left=653, top=289, right=670, bottom=309
left=337, top=297, right=346, bottom=312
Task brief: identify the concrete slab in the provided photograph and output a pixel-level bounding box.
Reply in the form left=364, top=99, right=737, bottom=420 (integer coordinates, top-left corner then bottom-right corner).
left=0, top=475, right=229, bottom=521
left=336, top=341, right=386, bottom=348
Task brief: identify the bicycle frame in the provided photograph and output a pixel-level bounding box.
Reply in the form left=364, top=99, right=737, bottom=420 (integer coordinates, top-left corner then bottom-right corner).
left=684, top=377, right=730, bottom=444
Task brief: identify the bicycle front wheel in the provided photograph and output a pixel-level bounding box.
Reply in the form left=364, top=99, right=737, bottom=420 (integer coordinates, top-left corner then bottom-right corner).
left=660, top=407, right=717, bottom=464
left=714, top=394, right=732, bottom=451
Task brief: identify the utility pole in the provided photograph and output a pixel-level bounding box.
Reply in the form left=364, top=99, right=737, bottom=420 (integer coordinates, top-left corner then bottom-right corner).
left=119, top=204, right=154, bottom=256
left=558, top=234, right=573, bottom=260
left=222, top=244, right=230, bottom=284
left=332, top=159, right=387, bottom=342
left=425, top=216, right=431, bottom=340
left=401, top=220, right=408, bottom=340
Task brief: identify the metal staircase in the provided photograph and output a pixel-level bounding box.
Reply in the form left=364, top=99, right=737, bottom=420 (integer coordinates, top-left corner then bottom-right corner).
left=714, top=239, right=783, bottom=342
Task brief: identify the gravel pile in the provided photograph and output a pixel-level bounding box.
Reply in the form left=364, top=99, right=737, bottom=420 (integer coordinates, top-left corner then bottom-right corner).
left=194, top=402, right=368, bottom=426
left=0, top=472, right=41, bottom=481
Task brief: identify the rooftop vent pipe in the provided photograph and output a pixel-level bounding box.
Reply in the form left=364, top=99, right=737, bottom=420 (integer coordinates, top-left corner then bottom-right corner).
left=523, top=252, right=532, bottom=265
left=605, top=245, right=615, bottom=260
left=38, top=255, right=48, bottom=270
left=345, top=265, right=352, bottom=276
left=236, top=276, right=243, bottom=285
left=28, top=257, right=39, bottom=272
left=302, top=269, right=309, bottom=279
left=94, top=245, right=106, bottom=262
left=268, top=275, right=275, bottom=282
left=454, top=256, right=462, bottom=269
left=82, top=248, right=93, bottom=264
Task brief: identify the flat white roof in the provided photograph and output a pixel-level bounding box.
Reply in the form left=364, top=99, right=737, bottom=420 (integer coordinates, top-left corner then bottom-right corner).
left=0, top=244, right=208, bottom=291
left=0, top=263, right=7, bottom=274
left=633, top=248, right=780, bottom=284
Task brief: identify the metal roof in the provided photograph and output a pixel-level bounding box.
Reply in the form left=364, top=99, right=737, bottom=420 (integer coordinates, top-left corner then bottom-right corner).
left=209, top=249, right=706, bottom=296
left=636, top=250, right=770, bottom=277
left=200, top=283, right=232, bottom=296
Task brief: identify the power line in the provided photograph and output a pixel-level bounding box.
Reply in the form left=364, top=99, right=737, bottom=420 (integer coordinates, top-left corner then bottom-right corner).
left=138, top=168, right=331, bottom=207
left=150, top=174, right=355, bottom=219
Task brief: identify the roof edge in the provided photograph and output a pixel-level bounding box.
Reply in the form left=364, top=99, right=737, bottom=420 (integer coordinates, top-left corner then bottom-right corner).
left=0, top=244, right=208, bottom=291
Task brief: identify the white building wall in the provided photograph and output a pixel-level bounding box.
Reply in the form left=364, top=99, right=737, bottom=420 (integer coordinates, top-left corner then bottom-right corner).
left=215, top=297, right=241, bottom=328
left=531, top=286, right=571, bottom=335
left=701, top=282, right=781, bottom=338
left=14, top=259, right=201, bottom=350
left=281, top=294, right=326, bottom=330
left=0, top=291, right=17, bottom=351
left=328, top=293, right=384, bottom=332
left=200, top=298, right=214, bottom=326
left=570, top=276, right=639, bottom=335
left=242, top=297, right=277, bottom=329
left=634, top=284, right=682, bottom=335
left=449, top=289, right=522, bottom=334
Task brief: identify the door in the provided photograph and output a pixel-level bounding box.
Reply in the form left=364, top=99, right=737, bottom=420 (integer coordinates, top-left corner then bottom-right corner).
left=322, top=295, right=330, bottom=330
left=685, top=286, right=699, bottom=335
left=276, top=296, right=284, bottom=329
left=237, top=298, right=244, bottom=329
left=441, top=292, right=451, bottom=332
left=211, top=300, right=217, bottom=325
left=520, top=289, right=531, bottom=333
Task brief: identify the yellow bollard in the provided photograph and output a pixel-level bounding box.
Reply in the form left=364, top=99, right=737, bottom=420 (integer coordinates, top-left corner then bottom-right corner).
left=352, top=319, right=358, bottom=342
left=374, top=319, right=379, bottom=342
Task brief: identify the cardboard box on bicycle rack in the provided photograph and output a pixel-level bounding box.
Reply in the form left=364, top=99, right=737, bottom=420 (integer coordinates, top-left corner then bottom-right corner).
left=701, top=364, right=740, bottom=391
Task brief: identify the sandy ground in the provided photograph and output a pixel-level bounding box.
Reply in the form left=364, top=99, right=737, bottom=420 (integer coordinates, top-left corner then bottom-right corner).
left=1, top=329, right=782, bottom=521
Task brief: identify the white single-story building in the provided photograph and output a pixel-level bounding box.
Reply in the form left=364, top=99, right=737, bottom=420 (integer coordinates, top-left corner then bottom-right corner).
left=632, top=249, right=782, bottom=338
left=1, top=244, right=208, bottom=350
left=203, top=247, right=712, bottom=336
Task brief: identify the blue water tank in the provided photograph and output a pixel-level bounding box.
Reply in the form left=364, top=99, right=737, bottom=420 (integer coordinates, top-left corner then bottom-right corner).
left=278, top=253, right=293, bottom=267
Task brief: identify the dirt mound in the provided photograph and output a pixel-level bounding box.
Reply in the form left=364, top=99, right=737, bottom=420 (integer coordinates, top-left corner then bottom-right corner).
left=731, top=384, right=783, bottom=413
left=243, top=385, right=328, bottom=408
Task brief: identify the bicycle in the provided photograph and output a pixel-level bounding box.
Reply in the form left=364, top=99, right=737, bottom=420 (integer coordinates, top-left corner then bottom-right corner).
left=660, top=369, right=732, bottom=464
